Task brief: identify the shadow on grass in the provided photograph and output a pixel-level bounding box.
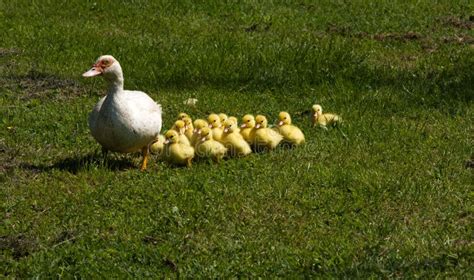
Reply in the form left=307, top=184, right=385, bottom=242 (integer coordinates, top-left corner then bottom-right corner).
left=20, top=153, right=136, bottom=174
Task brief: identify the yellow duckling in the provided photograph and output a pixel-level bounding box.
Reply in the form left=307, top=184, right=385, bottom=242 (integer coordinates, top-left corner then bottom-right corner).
left=182, top=116, right=194, bottom=141
left=227, top=116, right=240, bottom=133
left=171, top=120, right=191, bottom=146
left=277, top=112, right=305, bottom=146
left=240, top=114, right=256, bottom=144
left=191, top=118, right=209, bottom=147
left=207, top=113, right=224, bottom=142
left=221, top=120, right=252, bottom=157
left=149, top=134, right=166, bottom=156
left=195, top=127, right=227, bottom=162
left=177, top=112, right=190, bottom=120
left=254, top=115, right=283, bottom=150
left=163, top=130, right=194, bottom=167
left=218, top=113, right=228, bottom=124
left=312, top=104, right=341, bottom=129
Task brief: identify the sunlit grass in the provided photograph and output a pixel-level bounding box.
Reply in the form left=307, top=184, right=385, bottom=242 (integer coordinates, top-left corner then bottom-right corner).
left=1, top=0, right=473, bottom=278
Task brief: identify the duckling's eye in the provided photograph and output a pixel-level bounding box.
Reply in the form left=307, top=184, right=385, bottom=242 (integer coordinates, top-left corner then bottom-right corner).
left=246, top=120, right=250, bottom=122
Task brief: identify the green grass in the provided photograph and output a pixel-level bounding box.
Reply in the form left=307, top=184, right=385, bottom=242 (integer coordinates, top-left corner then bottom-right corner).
left=1, top=0, right=473, bottom=278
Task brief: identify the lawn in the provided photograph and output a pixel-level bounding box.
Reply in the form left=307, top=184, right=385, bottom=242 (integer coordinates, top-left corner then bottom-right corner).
left=1, top=0, right=473, bottom=278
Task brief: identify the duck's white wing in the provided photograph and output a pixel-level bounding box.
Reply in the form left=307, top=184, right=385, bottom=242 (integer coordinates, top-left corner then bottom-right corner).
left=122, top=90, right=162, bottom=137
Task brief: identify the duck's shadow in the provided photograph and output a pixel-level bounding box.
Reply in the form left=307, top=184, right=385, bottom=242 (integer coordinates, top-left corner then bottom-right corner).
left=21, top=153, right=136, bottom=174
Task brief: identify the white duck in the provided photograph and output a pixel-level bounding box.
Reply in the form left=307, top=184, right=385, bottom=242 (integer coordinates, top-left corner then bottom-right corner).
left=83, top=55, right=162, bottom=170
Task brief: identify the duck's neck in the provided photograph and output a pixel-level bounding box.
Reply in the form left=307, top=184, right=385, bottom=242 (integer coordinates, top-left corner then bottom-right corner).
left=106, top=75, right=124, bottom=94
left=104, top=66, right=125, bottom=94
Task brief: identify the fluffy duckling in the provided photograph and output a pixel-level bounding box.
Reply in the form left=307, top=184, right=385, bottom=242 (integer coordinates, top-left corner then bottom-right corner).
left=277, top=112, right=305, bottom=146
left=240, top=114, right=256, bottom=144
left=221, top=120, right=252, bottom=157
left=312, top=104, right=341, bottom=129
left=208, top=113, right=224, bottom=142
left=218, top=113, right=228, bottom=124
left=227, top=116, right=240, bottom=133
left=195, top=127, right=227, bottom=162
left=149, top=134, right=166, bottom=156
left=191, top=119, right=209, bottom=146
left=182, top=117, right=194, bottom=141
left=254, top=115, right=283, bottom=150
left=177, top=112, right=190, bottom=120
left=164, top=130, right=194, bottom=167
left=171, top=120, right=191, bottom=146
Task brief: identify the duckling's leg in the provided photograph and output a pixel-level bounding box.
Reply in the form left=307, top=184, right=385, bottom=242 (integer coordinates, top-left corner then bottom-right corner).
left=186, top=157, right=192, bottom=167
left=140, top=146, right=149, bottom=171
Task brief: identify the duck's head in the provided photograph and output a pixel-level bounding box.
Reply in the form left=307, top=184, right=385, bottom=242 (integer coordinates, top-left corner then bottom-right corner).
left=208, top=114, right=221, bottom=128
left=223, top=120, right=237, bottom=133
left=182, top=117, right=193, bottom=129
left=218, top=113, right=228, bottom=124
left=255, top=115, right=268, bottom=129
left=164, top=130, right=179, bottom=144
left=312, top=104, right=322, bottom=117
left=241, top=114, right=255, bottom=128
left=200, top=127, right=213, bottom=142
left=278, top=112, right=291, bottom=126
left=228, top=116, right=238, bottom=126
left=83, top=55, right=122, bottom=81
left=173, top=120, right=186, bottom=134
left=177, top=112, right=190, bottom=120
left=193, top=119, right=208, bottom=134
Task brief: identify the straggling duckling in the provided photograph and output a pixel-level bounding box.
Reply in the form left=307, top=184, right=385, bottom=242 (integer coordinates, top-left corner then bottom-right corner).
left=171, top=120, right=191, bottom=146
left=191, top=119, right=209, bottom=147
left=149, top=134, right=166, bottom=156
left=221, top=119, right=252, bottom=157
left=277, top=112, right=305, bottom=146
left=312, top=104, right=341, bottom=129
left=254, top=115, right=283, bottom=150
left=163, top=130, right=194, bottom=167
left=240, top=114, right=256, bottom=144
left=208, top=113, right=224, bottom=142
left=195, top=127, right=227, bottom=162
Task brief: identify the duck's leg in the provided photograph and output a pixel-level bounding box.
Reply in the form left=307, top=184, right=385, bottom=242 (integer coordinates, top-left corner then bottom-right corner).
left=140, top=146, right=149, bottom=171
left=186, top=157, right=192, bottom=167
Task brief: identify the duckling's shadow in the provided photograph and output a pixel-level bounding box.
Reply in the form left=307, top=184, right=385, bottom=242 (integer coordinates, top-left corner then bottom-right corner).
left=21, top=153, right=136, bottom=174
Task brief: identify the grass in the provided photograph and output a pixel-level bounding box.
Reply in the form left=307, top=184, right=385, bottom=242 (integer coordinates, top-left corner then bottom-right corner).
left=1, top=0, right=473, bottom=278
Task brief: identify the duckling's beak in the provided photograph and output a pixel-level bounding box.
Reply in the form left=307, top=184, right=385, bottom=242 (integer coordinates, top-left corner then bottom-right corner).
left=201, top=137, right=206, bottom=142
left=208, top=124, right=213, bottom=128
left=224, top=128, right=229, bottom=133
left=255, top=124, right=261, bottom=129
left=278, top=121, right=284, bottom=126
left=164, top=139, right=170, bottom=144
left=241, top=124, right=247, bottom=128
